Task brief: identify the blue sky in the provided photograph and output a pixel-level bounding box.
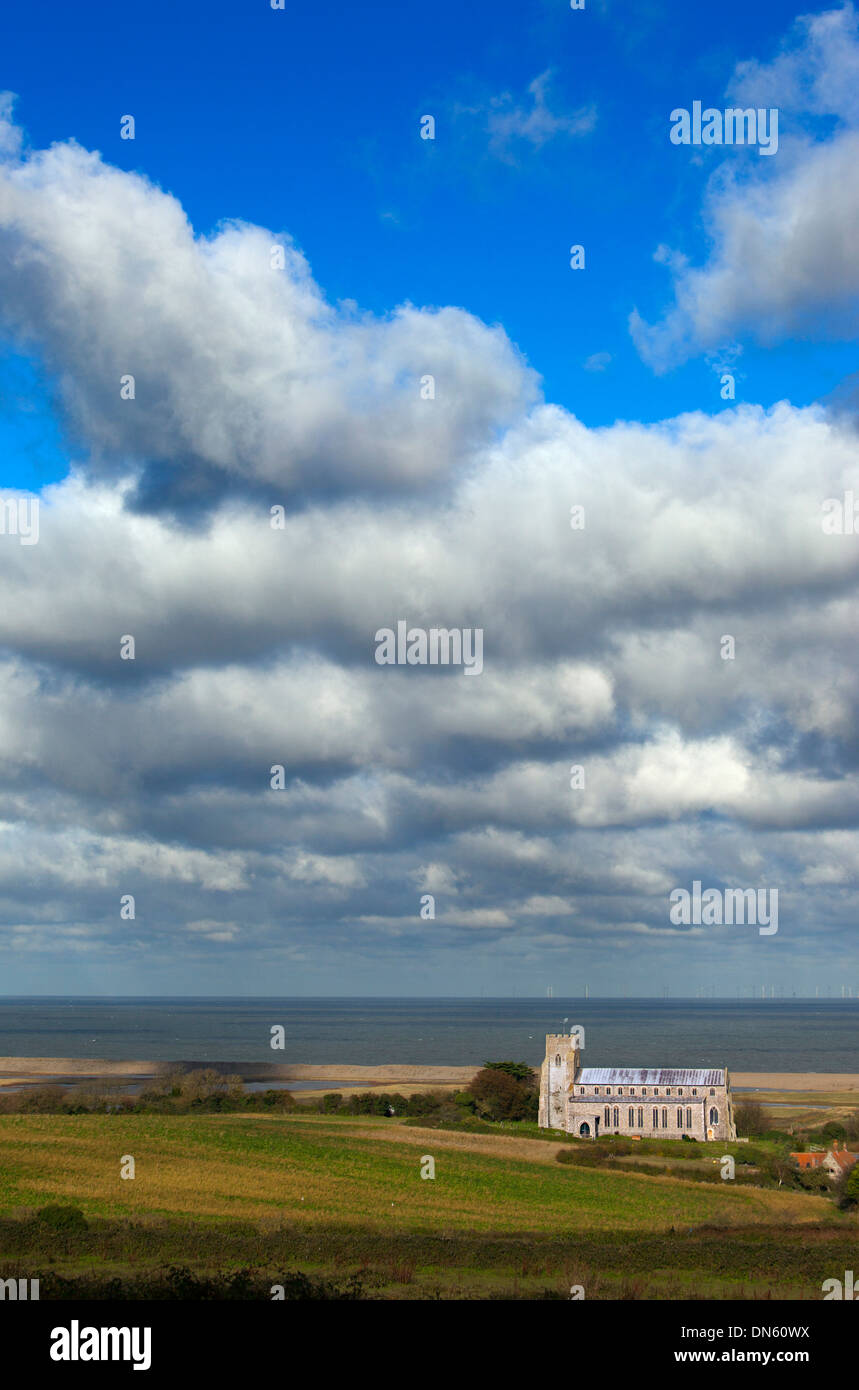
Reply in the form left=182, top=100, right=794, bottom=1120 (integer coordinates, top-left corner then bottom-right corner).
left=0, top=2, right=858, bottom=995
left=2, top=0, right=857, bottom=496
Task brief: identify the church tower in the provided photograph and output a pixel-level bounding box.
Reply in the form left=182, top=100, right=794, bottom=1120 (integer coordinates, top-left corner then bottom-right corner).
left=538, top=1031, right=581, bottom=1129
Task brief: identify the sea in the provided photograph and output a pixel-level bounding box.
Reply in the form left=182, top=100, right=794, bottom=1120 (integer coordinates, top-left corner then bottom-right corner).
left=0, top=997, right=857, bottom=1072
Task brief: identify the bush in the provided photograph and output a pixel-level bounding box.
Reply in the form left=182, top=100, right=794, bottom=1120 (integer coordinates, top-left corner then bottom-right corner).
left=36, top=1205, right=88, bottom=1234
left=257, top=1088, right=296, bottom=1110
left=15, top=1086, right=68, bottom=1113
left=404, top=1091, right=444, bottom=1117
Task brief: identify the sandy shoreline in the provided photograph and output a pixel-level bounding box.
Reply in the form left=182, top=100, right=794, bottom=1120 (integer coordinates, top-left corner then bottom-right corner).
left=0, top=1058, right=857, bottom=1093
left=0, top=1058, right=479, bottom=1088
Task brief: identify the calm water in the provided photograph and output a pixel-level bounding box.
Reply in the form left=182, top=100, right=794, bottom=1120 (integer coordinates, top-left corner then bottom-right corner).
left=0, top=998, right=857, bottom=1071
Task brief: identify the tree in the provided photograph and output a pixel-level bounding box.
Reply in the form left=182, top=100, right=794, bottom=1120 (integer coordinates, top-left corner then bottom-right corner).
left=734, top=1100, right=769, bottom=1136
left=470, top=1066, right=535, bottom=1121
left=482, top=1061, right=536, bottom=1084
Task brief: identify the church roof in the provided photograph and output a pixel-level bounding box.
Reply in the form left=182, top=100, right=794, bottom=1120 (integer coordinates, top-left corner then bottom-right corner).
left=576, top=1067, right=725, bottom=1086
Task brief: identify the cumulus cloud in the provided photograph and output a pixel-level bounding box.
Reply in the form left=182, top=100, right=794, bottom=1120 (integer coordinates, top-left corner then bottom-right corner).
left=0, top=96, right=537, bottom=515
left=0, top=101, right=856, bottom=989
left=631, top=5, right=859, bottom=370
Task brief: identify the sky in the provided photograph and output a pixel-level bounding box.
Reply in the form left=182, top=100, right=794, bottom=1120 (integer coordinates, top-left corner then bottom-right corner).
left=0, top=0, right=857, bottom=995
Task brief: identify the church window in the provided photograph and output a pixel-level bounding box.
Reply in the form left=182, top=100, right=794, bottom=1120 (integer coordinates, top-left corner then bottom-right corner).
left=628, top=1107, right=634, bottom=1126
left=604, top=1106, right=610, bottom=1126
left=710, top=1088, right=716, bottom=1096
left=709, top=1107, right=719, bottom=1125
left=686, top=1107, right=692, bottom=1129
left=595, top=1087, right=600, bottom=1095
left=666, top=1088, right=671, bottom=1095
left=652, top=1108, right=658, bottom=1127
left=579, top=1087, right=585, bottom=1094
left=654, top=1087, right=659, bottom=1095
left=618, top=1088, right=623, bottom=1095
left=662, top=1107, right=668, bottom=1127
left=555, top=1055, right=561, bottom=1066
left=676, top=1108, right=683, bottom=1127
left=613, top=1107, right=619, bottom=1127
left=641, top=1088, right=647, bottom=1096
left=606, top=1087, right=611, bottom=1094
left=637, top=1106, right=643, bottom=1127
left=692, top=1088, right=697, bottom=1095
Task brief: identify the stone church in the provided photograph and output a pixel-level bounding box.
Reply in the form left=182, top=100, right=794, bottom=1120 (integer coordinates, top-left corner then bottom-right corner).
left=538, top=1031, right=737, bottom=1141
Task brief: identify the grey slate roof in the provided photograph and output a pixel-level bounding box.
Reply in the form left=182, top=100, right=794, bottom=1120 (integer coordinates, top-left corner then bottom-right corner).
left=576, top=1067, right=725, bottom=1086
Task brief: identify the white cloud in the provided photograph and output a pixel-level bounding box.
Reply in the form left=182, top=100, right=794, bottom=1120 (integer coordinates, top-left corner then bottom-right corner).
left=0, top=101, right=854, bottom=980
left=486, top=71, right=596, bottom=159
left=631, top=7, right=859, bottom=368
left=0, top=95, right=537, bottom=506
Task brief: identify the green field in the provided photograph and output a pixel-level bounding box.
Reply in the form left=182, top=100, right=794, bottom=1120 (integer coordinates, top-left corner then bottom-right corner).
left=0, top=1112, right=854, bottom=1299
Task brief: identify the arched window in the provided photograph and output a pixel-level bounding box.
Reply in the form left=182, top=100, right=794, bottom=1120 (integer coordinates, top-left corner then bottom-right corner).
left=555, top=1055, right=561, bottom=1066
left=613, top=1107, right=619, bottom=1127
left=710, top=1088, right=716, bottom=1096
left=637, top=1107, right=643, bottom=1127
left=676, top=1108, right=683, bottom=1127
left=652, top=1108, right=659, bottom=1128
left=662, top=1107, right=668, bottom=1128
left=604, top=1106, right=610, bottom=1126
left=709, top=1107, right=719, bottom=1126
left=579, top=1122, right=590, bottom=1137
left=686, top=1107, right=692, bottom=1129
left=628, top=1107, right=635, bottom=1126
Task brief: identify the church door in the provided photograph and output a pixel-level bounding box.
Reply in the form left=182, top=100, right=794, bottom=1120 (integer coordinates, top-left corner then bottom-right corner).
left=578, top=1122, right=590, bottom=1138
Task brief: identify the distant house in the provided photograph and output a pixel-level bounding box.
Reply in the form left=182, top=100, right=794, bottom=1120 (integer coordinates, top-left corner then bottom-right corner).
left=821, top=1142, right=859, bottom=1179
left=790, top=1149, right=824, bottom=1171
left=790, top=1142, right=858, bottom=1178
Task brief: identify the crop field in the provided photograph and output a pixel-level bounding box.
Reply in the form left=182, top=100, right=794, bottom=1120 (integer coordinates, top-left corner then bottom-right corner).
left=0, top=1113, right=854, bottom=1299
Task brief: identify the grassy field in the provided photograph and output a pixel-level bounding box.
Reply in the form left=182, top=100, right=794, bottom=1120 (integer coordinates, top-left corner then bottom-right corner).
left=0, top=1111, right=854, bottom=1299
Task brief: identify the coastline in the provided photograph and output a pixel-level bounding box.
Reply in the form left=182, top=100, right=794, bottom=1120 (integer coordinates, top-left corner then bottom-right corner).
left=0, top=1057, right=858, bottom=1093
